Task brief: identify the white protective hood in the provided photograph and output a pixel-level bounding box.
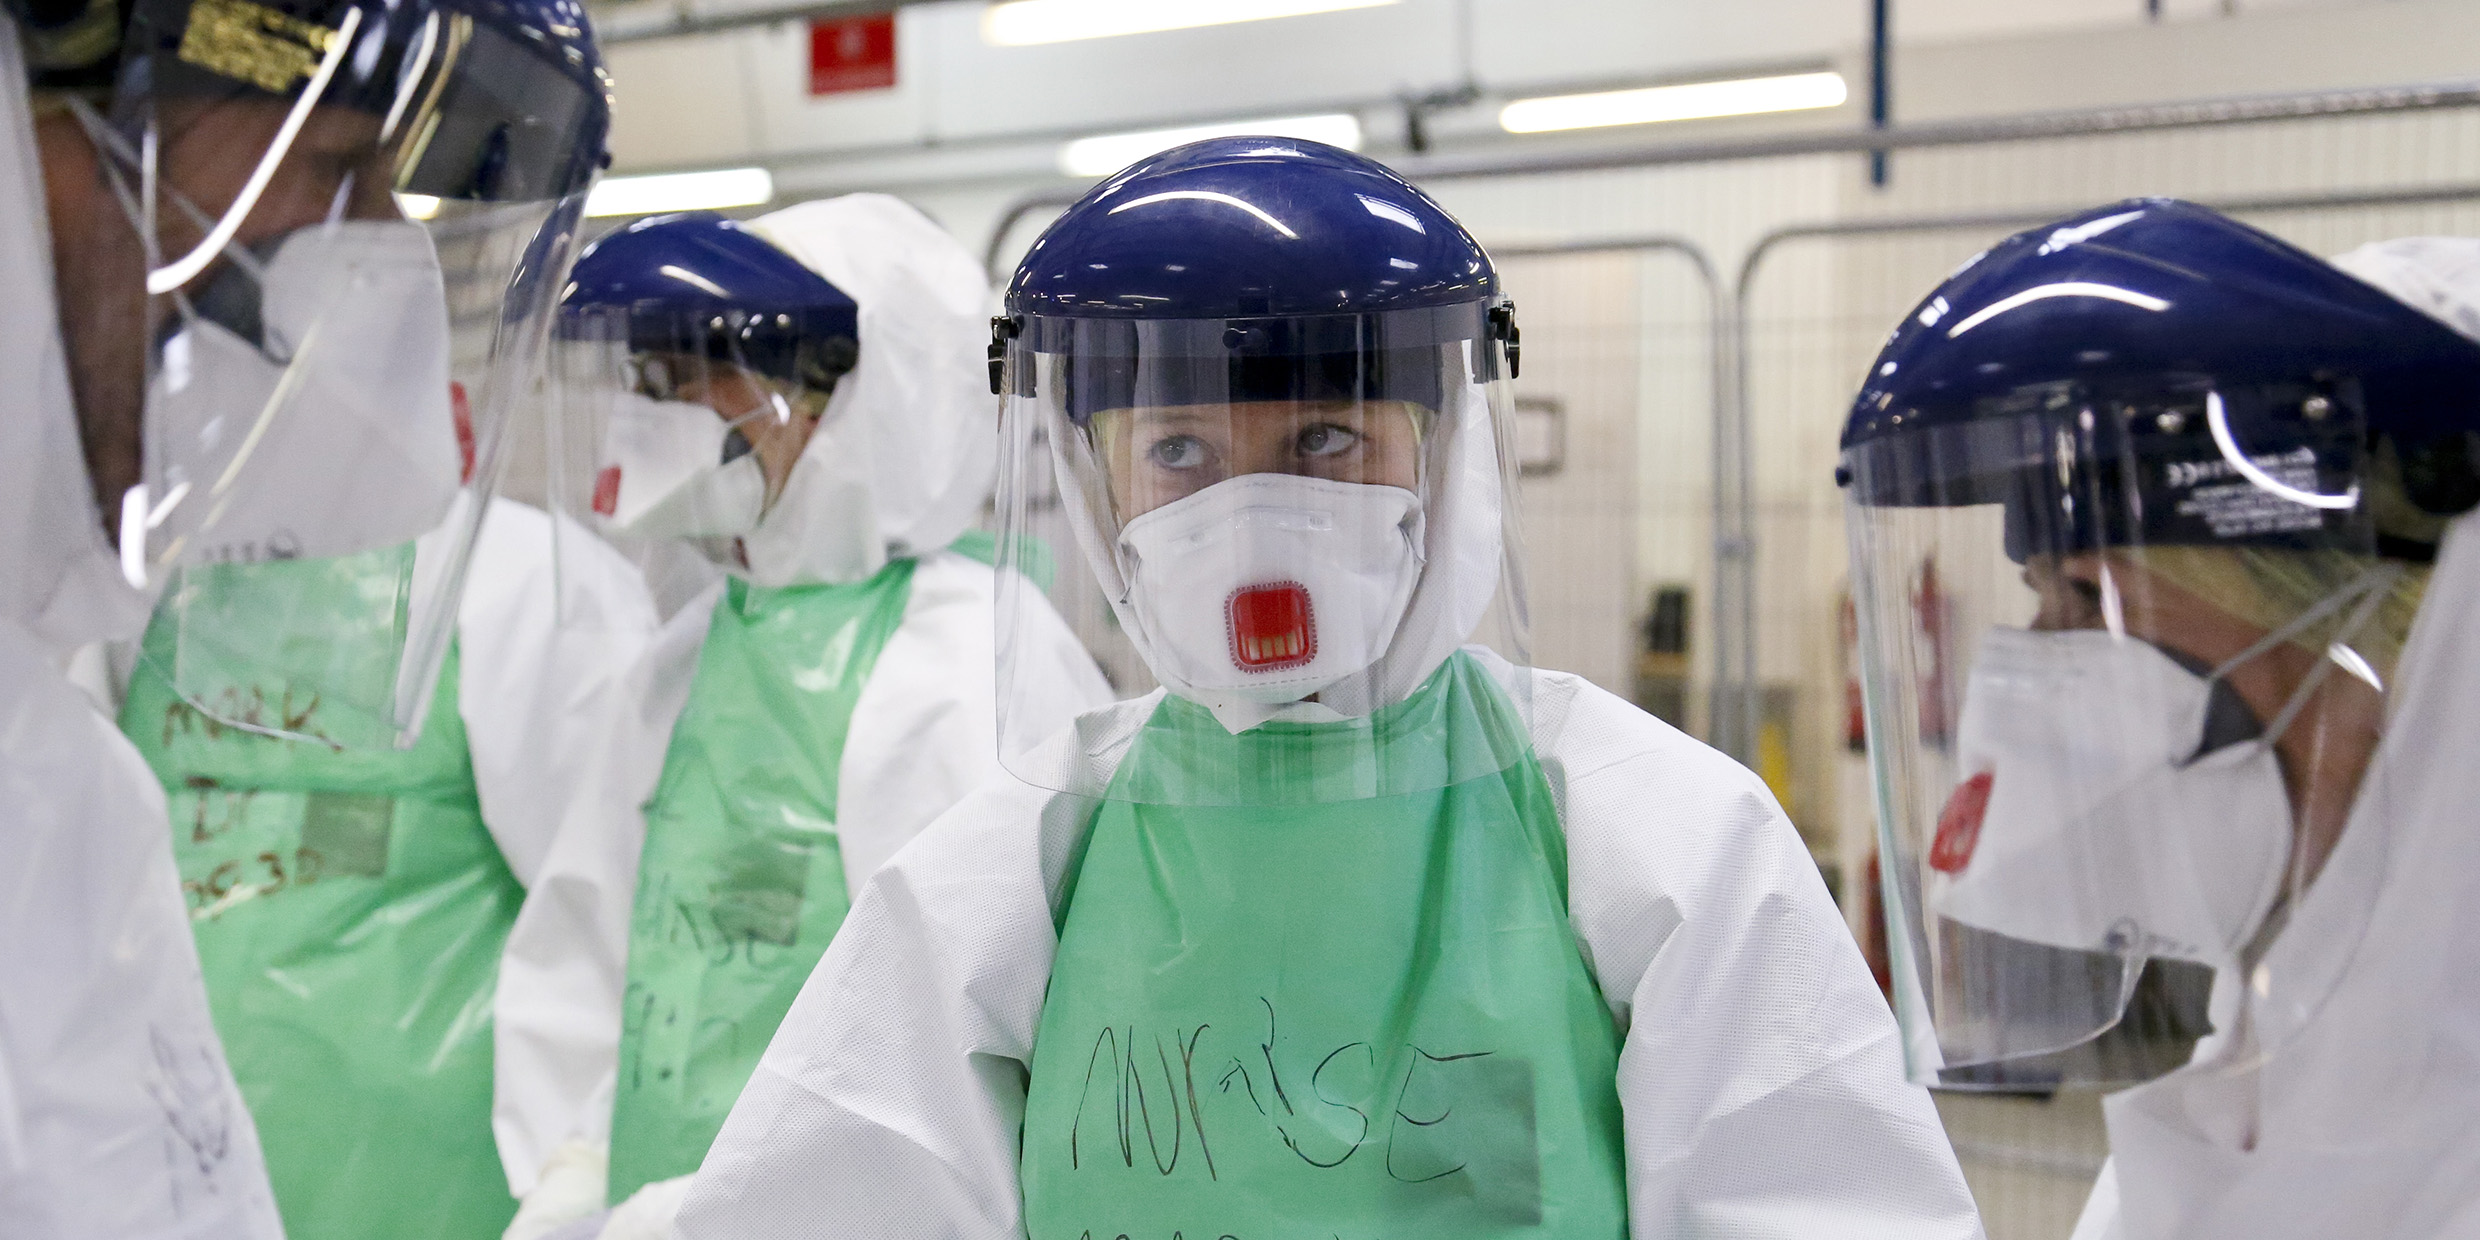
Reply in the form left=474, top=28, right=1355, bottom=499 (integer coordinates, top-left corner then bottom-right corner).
left=2332, top=236, right=2480, bottom=341
left=0, top=27, right=148, bottom=652
left=2072, top=239, right=2480, bottom=1240
left=736, top=194, right=995, bottom=587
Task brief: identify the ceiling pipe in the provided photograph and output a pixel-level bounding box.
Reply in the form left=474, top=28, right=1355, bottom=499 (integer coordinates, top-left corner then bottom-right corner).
left=979, top=75, right=2480, bottom=272
left=595, top=0, right=951, bottom=45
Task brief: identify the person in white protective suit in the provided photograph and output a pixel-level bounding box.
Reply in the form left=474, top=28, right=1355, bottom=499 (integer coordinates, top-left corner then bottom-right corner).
left=1834, top=198, right=2480, bottom=1240
left=1, top=0, right=618, bottom=1235
left=495, top=196, right=1114, bottom=1240
left=1, top=30, right=282, bottom=1225
left=113, top=483, right=656, bottom=1240
left=672, top=138, right=1983, bottom=1240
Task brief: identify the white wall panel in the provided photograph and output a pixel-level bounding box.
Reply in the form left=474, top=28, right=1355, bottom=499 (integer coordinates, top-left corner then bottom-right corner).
left=1896, top=0, right=2480, bottom=121
left=1469, top=0, right=1860, bottom=92
left=920, top=1, right=1458, bottom=140
left=598, top=0, right=2443, bottom=177
left=604, top=33, right=768, bottom=167
left=1896, top=0, right=2148, bottom=45
left=737, top=18, right=939, bottom=159
left=1493, top=253, right=1644, bottom=696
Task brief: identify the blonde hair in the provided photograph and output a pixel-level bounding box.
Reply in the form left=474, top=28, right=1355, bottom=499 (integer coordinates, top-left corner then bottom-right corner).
left=2133, top=545, right=2429, bottom=679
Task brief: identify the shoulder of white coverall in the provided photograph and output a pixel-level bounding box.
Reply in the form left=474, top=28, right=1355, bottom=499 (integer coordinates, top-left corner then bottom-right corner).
left=1465, top=645, right=1781, bottom=821
left=1476, top=647, right=1810, bottom=1016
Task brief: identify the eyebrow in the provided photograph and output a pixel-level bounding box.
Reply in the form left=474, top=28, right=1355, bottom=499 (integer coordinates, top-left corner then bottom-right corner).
left=1127, top=408, right=1223, bottom=430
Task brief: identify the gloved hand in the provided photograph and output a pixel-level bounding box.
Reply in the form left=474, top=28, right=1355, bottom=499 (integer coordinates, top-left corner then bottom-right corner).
left=597, top=1174, right=694, bottom=1240
left=501, top=1138, right=609, bottom=1240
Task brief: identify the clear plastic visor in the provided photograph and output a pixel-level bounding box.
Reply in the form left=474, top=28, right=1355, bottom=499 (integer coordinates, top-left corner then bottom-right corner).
left=88, top=8, right=603, bottom=749
left=544, top=305, right=853, bottom=607
left=1843, top=389, right=2410, bottom=1087
left=992, top=307, right=1535, bottom=804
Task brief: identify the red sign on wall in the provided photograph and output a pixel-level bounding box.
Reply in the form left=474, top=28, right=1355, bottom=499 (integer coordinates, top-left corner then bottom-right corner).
left=809, top=13, right=896, bottom=96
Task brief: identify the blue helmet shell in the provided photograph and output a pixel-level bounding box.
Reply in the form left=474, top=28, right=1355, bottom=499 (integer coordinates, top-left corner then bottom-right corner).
left=119, top=0, right=613, bottom=201
left=562, top=211, right=860, bottom=391
left=1006, top=137, right=1497, bottom=321
left=1846, top=198, right=2480, bottom=451
left=1843, top=198, right=2480, bottom=551
left=998, top=138, right=1517, bottom=421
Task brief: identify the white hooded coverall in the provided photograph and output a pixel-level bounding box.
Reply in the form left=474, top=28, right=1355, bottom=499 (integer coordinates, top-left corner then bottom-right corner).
left=492, top=194, right=1114, bottom=1239
left=0, top=20, right=283, bottom=1239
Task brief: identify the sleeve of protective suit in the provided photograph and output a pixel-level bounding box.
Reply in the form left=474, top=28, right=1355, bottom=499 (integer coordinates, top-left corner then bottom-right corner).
left=834, top=552, right=1113, bottom=898
left=673, top=774, right=1099, bottom=1240
left=0, top=621, right=286, bottom=1240
left=1535, top=664, right=1985, bottom=1239
left=489, top=573, right=720, bottom=1198
left=458, top=499, right=660, bottom=887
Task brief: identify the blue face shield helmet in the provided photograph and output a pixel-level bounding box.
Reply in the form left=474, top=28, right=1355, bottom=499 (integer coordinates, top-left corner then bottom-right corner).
left=1840, top=198, right=2480, bottom=1090
left=986, top=136, right=1534, bottom=803
left=57, top=0, right=612, bottom=749
left=548, top=211, right=860, bottom=564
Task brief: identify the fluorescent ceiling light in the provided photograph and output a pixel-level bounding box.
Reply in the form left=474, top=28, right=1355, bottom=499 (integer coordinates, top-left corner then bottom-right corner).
left=584, top=168, right=774, bottom=219
left=985, top=0, right=1397, bottom=47
left=1500, top=71, right=1848, bottom=135
left=1059, top=113, right=1361, bottom=177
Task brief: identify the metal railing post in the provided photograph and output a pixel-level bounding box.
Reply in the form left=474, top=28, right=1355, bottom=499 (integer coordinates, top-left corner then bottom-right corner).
left=1482, top=236, right=1756, bottom=762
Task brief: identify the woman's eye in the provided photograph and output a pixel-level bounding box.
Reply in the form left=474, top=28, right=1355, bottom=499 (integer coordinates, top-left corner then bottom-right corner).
left=1148, top=434, right=1208, bottom=469
left=1296, top=423, right=1361, bottom=458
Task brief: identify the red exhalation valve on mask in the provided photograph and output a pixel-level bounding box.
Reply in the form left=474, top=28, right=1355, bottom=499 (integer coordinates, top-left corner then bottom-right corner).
left=1227, top=582, right=1317, bottom=672
left=1930, top=771, right=1993, bottom=874
left=592, top=466, right=622, bottom=517
left=451, top=381, right=477, bottom=484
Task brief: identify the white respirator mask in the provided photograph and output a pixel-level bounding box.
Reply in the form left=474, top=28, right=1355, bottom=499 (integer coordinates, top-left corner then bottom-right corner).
left=1116, top=472, right=1426, bottom=711
left=1931, top=565, right=2401, bottom=968
left=597, top=391, right=768, bottom=539
left=1935, top=628, right=2292, bottom=967
left=596, top=383, right=885, bottom=585
left=145, top=221, right=462, bottom=566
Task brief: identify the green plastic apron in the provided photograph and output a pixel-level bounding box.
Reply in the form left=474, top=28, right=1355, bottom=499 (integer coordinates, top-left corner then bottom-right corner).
left=607, top=561, right=918, bottom=1201
left=120, top=549, right=523, bottom=1240
left=1020, top=653, right=1631, bottom=1240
